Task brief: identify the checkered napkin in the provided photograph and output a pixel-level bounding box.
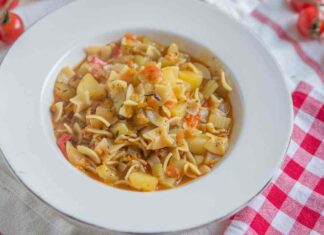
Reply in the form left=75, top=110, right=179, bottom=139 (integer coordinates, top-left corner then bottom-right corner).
left=223, top=0, right=324, bottom=233
left=224, top=82, right=324, bottom=234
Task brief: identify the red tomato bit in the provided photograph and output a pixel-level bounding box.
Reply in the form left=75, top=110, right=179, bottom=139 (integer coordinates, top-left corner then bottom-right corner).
left=57, top=134, right=72, bottom=156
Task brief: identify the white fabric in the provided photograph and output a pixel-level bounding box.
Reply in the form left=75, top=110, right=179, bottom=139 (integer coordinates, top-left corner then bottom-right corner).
left=6, top=0, right=314, bottom=234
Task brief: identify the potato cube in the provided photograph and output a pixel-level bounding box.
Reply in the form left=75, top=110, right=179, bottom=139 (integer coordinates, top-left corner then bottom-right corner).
left=128, top=172, right=158, bottom=191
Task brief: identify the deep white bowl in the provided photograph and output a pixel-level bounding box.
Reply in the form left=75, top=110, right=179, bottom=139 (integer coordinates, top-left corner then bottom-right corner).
left=0, top=0, right=293, bottom=233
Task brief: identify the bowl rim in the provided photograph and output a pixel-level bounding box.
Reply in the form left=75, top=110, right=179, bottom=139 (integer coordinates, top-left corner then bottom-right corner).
left=0, top=0, right=293, bottom=233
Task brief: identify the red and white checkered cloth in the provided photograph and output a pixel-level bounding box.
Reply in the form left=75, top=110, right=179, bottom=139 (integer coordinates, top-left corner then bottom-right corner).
left=224, top=0, right=324, bottom=234
left=225, top=82, right=324, bottom=234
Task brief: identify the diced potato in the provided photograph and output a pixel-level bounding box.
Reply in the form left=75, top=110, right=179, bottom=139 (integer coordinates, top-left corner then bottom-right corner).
left=128, top=172, right=158, bottom=191
left=77, top=73, right=106, bottom=100
left=96, top=165, right=119, bottom=183
left=161, top=66, right=178, bottom=85
left=186, top=135, right=209, bottom=155
left=152, top=163, right=163, bottom=178
left=159, top=177, right=176, bottom=188
left=170, top=102, right=187, bottom=118
left=77, top=62, right=91, bottom=77
left=134, top=55, right=148, bottom=66
left=179, top=71, right=203, bottom=89
left=204, top=136, right=228, bottom=155
left=111, top=122, right=128, bottom=136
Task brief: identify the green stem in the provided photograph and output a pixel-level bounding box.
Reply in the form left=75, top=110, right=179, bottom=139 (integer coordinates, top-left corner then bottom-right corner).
left=0, top=0, right=14, bottom=18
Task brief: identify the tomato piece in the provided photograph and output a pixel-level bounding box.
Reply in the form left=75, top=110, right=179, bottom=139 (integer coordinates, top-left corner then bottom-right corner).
left=297, top=6, right=324, bottom=38
left=89, top=56, right=106, bottom=67
left=144, top=65, right=161, bottom=83
left=202, top=98, right=212, bottom=108
left=290, top=0, right=322, bottom=12
left=112, top=45, right=121, bottom=59
left=185, top=113, right=200, bottom=128
left=57, top=134, right=72, bottom=156
left=0, top=12, right=24, bottom=44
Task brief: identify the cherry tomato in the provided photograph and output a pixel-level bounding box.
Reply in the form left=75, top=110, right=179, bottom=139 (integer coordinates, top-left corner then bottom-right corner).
left=297, top=6, right=324, bottom=38
left=0, top=12, right=24, bottom=44
left=290, top=0, right=322, bottom=12
left=0, top=0, right=19, bottom=9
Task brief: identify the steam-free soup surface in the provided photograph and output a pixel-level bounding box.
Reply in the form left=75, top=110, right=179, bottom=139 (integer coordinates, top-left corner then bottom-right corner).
left=51, top=33, right=233, bottom=191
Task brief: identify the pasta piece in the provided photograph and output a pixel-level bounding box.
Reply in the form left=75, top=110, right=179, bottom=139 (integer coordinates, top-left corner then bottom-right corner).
left=203, top=135, right=229, bottom=155
left=184, top=162, right=201, bottom=178
left=85, top=127, right=112, bottom=137
left=52, top=102, right=64, bottom=122
left=145, top=110, right=168, bottom=127
left=143, top=127, right=174, bottom=150
left=125, top=164, right=139, bottom=181
left=186, top=135, right=209, bottom=155
left=70, top=90, right=91, bottom=113
left=193, top=62, right=211, bottom=79
left=209, top=114, right=231, bottom=129
left=66, top=141, right=87, bottom=167
left=202, top=80, right=218, bottom=98
left=199, top=165, right=211, bottom=175
left=194, top=155, right=205, bottom=165
left=63, top=123, right=73, bottom=135
left=205, top=152, right=222, bottom=164
left=94, top=138, right=110, bottom=156
left=220, top=70, right=233, bottom=91
left=154, top=84, right=177, bottom=104
left=77, top=145, right=101, bottom=164
left=159, top=177, right=176, bottom=188
left=72, top=123, right=82, bottom=144
left=96, top=165, right=119, bottom=183
left=77, top=73, right=106, bottom=100
left=111, top=122, right=128, bottom=137
left=163, top=152, right=173, bottom=172
left=86, top=115, right=110, bottom=128
left=161, top=66, right=178, bottom=85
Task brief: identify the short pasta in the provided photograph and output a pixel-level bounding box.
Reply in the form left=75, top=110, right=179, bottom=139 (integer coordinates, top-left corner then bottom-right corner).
left=51, top=33, right=233, bottom=191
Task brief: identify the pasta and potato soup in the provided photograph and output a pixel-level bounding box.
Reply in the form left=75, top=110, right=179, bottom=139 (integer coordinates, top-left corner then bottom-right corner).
left=50, top=33, right=233, bottom=191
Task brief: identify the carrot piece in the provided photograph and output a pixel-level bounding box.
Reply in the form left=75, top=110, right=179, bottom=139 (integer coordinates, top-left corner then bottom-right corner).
left=166, top=165, right=181, bottom=178
left=144, top=65, right=161, bottom=83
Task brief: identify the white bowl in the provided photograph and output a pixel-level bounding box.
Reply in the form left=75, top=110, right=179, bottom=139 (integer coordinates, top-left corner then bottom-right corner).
left=0, top=0, right=293, bottom=233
